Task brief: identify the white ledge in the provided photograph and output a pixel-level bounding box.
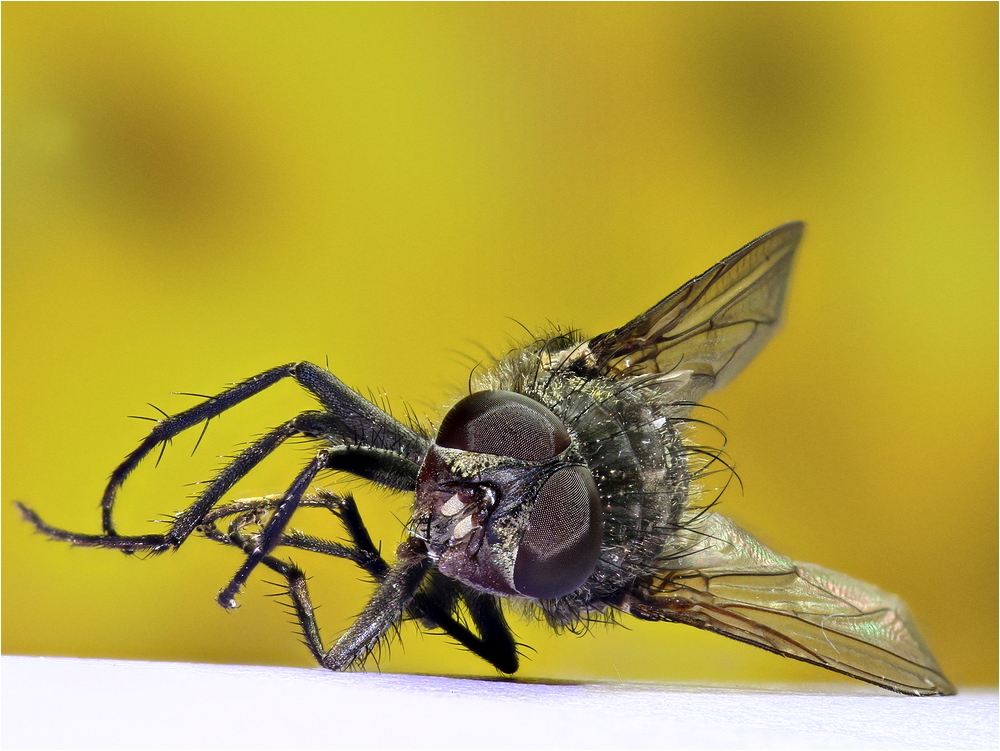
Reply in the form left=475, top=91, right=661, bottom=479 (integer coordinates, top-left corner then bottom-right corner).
left=2, top=655, right=996, bottom=750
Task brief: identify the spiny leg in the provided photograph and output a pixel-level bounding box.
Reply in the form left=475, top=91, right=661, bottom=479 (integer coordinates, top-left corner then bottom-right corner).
left=457, top=588, right=518, bottom=674
left=202, top=510, right=429, bottom=671
left=205, top=491, right=390, bottom=577
left=103, top=365, right=292, bottom=536
left=18, top=422, right=298, bottom=553
left=216, top=449, right=329, bottom=608
left=204, top=493, right=380, bottom=572
left=204, top=493, right=519, bottom=673
left=16, top=502, right=163, bottom=552
left=100, top=361, right=428, bottom=536
left=319, top=537, right=430, bottom=671
left=21, top=358, right=430, bottom=553
left=413, top=572, right=519, bottom=674
left=287, top=496, right=519, bottom=672
left=197, top=521, right=329, bottom=664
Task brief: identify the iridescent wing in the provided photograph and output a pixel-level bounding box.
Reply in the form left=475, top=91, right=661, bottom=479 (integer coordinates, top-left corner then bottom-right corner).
left=623, top=513, right=955, bottom=696
left=566, top=222, right=804, bottom=402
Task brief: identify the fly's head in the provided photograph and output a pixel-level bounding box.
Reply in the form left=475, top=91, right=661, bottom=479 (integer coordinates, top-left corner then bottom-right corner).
left=414, top=390, right=603, bottom=600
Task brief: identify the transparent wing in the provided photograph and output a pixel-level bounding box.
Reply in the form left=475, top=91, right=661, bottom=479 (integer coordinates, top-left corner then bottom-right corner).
left=571, top=222, right=804, bottom=402
left=624, top=513, right=955, bottom=696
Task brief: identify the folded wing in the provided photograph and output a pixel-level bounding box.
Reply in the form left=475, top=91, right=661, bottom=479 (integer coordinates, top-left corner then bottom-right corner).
left=623, top=512, right=954, bottom=696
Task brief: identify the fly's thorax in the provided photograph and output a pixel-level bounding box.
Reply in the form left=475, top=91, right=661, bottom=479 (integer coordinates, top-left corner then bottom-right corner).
left=469, top=346, right=693, bottom=616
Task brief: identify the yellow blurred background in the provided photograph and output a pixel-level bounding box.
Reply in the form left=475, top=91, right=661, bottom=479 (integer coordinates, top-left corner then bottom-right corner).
left=4, top=3, right=996, bottom=689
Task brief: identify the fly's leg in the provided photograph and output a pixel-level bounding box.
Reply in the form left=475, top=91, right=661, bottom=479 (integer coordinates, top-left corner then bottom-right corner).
left=215, top=449, right=332, bottom=608
left=93, top=361, right=426, bottom=537
left=412, top=572, right=519, bottom=674
left=197, top=521, right=330, bottom=664
left=320, top=537, right=430, bottom=670
left=201, top=492, right=385, bottom=573
left=280, top=489, right=390, bottom=579
left=18, top=361, right=429, bottom=554
left=302, top=518, right=519, bottom=672
left=18, top=422, right=298, bottom=553
left=102, top=365, right=291, bottom=537
left=456, top=588, right=519, bottom=674
left=204, top=493, right=519, bottom=673
left=206, top=510, right=429, bottom=671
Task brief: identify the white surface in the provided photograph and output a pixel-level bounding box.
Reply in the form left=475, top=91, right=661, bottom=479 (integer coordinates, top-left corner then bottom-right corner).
left=2, top=656, right=996, bottom=750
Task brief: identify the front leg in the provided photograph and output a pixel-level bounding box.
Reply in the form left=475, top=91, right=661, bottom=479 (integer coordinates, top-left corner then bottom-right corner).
left=322, top=537, right=430, bottom=671
left=205, top=495, right=519, bottom=673
left=270, top=492, right=517, bottom=671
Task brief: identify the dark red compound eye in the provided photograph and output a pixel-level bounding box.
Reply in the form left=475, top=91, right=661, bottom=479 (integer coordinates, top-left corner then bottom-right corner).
left=436, top=390, right=571, bottom=461
left=512, top=466, right=602, bottom=599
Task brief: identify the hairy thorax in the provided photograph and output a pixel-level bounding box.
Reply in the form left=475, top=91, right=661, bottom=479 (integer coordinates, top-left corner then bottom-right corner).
left=465, top=336, right=694, bottom=627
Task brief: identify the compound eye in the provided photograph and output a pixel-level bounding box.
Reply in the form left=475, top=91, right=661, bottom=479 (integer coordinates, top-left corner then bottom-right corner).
left=436, top=390, right=571, bottom=461
left=512, top=466, right=602, bottom=599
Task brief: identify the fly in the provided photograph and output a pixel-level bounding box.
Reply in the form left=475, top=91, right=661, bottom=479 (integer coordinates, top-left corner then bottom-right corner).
left=18, top=222, right=955, bottom=696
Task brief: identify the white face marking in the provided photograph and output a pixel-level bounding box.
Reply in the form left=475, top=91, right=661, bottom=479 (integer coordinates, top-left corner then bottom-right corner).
left=440, top=493, right=464, bottom=517
left=451, top=514, right=474, bottom=540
